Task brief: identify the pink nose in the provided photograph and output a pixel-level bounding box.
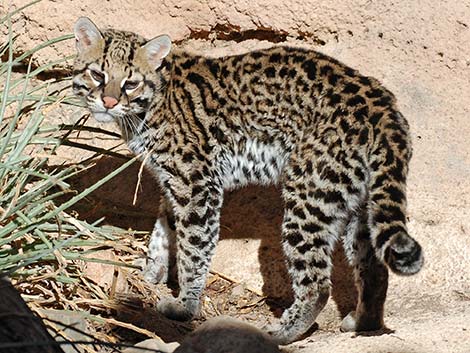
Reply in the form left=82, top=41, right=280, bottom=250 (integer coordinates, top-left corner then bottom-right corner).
left=102, top=96, right=118, bottom=109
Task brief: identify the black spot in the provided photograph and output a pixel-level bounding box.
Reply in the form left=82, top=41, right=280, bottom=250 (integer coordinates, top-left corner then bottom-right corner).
left=292, top=165, right=303, bottom=177
left=310, top=259, right=328, bottom=269
left=265, top=67, right=276, bottom=78
left=329, top=94, right=342, bottom=105
left=190, top=170, right=204, bottom=182
left=269, top=53, right=282, bottom=63
left=207, top=61, right=220, bottom=77
left=185, top=211, right=202, bottom=226
left=209, top=125, right=226, bottom=143
left=279, top=67, right=288, bottom=78
left=353, top=106, right=369, bottom=121
left=346, top=95, right=366, bottom=106
left=288, top=68, right=297, bottom=78
left=293, top=207, right=307, bottom=220
left=328, top=74, right=340, bottom=85
left=314, top=190, right=344, bottom=204
left=231, top=55, right=244, bottom=67
left=173, top=194, right=190, bottom=207
left=359, top=128, right=369, bottom=145
left=340, top=119, right=350, bottom=133
left=384, top=147, right=394, bottom=165
left=182, top=152, right=194, bottom=163
left=305, top=204, right=333, bottom=224
left=354, top=167, right=365, bottom=181
left=374, top=95, right=392, bottom=107
left=191, top=185, right=204, bottom=197
left=187, top=72, right=204, bottom=85
left=287, top=231, right=304, bottom=246
left=391, top=132, right=408, bottom=150
left=285, top=222, right=299, bottom=230
left=322, top=166, right=340, bottom=183
left=320, top=65, right=333, bottom=76
left=313, top=237, right=329, bottom=248
left=188, top=235, right=201, bottom=245
left=301, top=60, right=317, bottom=80
left=369, top=112, right=383, bottom=125
left=371, top=173, right=387, bottom=189
left=302, top=222, right=322, bottom=234
left=366, top=88, right=383, bottom=98
left=221, top=66, right=230, bottom=77
left=389, top=164, right=406, bottom=182
left=384, top=185, right=405, bottom=203
left=343, top=82, right=361, bottom=94
left=297, top=243, right=314, bottom=254
left=300, top=276, right=313, bottom=286
left=383, top=205, right=406, bottom=223
left=294, top=260, right=306, bottom=271
left=344, top=67, right=356, bottom=77
left=251, top=52, right=263, bottom=59
left=285, top=200, right=297, bottom=209
left=174, top=65, right=182, bottom=76
left=181, top=59, right=196, bottom=69
left=359, top=76, right=371, bottom=85
left=305, top=161, right=313, bottom=174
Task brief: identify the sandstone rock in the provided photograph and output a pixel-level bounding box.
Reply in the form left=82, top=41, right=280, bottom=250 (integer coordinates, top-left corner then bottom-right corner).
left=174, top=316, right=280, bottom=353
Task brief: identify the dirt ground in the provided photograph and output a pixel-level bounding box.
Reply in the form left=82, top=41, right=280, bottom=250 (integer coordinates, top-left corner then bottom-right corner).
left=2, top=0, right=470, bottom=352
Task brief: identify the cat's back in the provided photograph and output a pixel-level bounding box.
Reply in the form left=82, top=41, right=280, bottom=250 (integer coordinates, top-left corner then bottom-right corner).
left=168, top=45, right=396, bottom=118
left=165, top=45, right=398, bottom=147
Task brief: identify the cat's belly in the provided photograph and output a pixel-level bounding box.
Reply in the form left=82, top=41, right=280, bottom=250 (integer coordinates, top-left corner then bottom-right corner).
left=218, top=138, right=288, bottom=189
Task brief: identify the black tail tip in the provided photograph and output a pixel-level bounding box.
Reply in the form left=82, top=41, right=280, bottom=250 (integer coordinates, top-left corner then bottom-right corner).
left=385, top=232, right=423, bottom=275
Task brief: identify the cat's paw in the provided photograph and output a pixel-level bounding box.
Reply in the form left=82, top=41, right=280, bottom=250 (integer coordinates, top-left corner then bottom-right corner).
left=142, top=258, right=168, bottom=284
left=340, top=311, right=384, bottom=332
left=263, top=322, right=295, bottom=345
left=340, top=311, right=357, bottom=332
left=156, top=296, right=199, bottom=321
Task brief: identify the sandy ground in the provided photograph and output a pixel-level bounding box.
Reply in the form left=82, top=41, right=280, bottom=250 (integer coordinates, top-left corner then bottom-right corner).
left=2, top=0, right=470, bottom=351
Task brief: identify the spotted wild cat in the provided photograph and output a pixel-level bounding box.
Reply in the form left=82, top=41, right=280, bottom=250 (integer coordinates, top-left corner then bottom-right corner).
left=72, top=17, right=423, bottom=344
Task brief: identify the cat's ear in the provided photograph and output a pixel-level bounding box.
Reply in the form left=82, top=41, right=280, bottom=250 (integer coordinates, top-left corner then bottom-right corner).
left=142, top=35, right=172, bottom=70
left=74, top=17, right=103, bottom=53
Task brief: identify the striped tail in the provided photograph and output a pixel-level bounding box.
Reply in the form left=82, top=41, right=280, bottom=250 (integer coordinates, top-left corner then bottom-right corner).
left=368, top=111, right=423, bottom=275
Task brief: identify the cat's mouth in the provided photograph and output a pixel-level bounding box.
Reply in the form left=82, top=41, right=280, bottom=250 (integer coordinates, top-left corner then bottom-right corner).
left=92, top=111, right=115, bottom=123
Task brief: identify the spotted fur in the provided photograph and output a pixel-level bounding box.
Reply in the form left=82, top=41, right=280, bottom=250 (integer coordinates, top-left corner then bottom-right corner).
left=73, top=17, right=423, bottom=344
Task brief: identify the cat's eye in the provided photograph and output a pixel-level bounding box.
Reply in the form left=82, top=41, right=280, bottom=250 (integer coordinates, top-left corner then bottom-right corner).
left=88, top=69, right=104, bottom=84
left=123, top=80, right=141, bottom=91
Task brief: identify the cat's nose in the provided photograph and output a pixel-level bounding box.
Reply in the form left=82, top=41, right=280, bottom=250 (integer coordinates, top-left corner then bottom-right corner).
left=102, top=96, right=119, bottom=109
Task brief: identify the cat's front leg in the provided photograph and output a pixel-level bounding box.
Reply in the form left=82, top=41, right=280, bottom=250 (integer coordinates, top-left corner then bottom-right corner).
left=143, top=196, right=176, bottom=284
left=156, top=178, right=223, bottom=321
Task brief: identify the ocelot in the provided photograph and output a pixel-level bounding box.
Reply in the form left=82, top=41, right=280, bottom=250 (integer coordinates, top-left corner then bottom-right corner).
left=72, top=17, right=423, bottom=344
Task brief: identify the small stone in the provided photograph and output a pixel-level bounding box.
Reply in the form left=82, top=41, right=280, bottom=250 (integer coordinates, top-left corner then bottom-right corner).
left=122, top=338, right=180, bottom=353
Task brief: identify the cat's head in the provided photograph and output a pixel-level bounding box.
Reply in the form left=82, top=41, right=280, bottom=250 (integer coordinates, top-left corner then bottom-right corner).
left=72, top=17, right=171, bottom=123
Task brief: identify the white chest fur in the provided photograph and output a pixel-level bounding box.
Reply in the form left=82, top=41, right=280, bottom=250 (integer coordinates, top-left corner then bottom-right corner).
left=218, top=138, right=288, bottom=190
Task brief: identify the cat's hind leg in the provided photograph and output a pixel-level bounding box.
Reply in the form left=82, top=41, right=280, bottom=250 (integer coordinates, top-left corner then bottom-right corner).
left=341, top=211, right=388, bottom=332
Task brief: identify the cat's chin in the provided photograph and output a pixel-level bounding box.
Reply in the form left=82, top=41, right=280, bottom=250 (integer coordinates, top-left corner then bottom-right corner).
left=92, top=112, right=115, bottom=123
